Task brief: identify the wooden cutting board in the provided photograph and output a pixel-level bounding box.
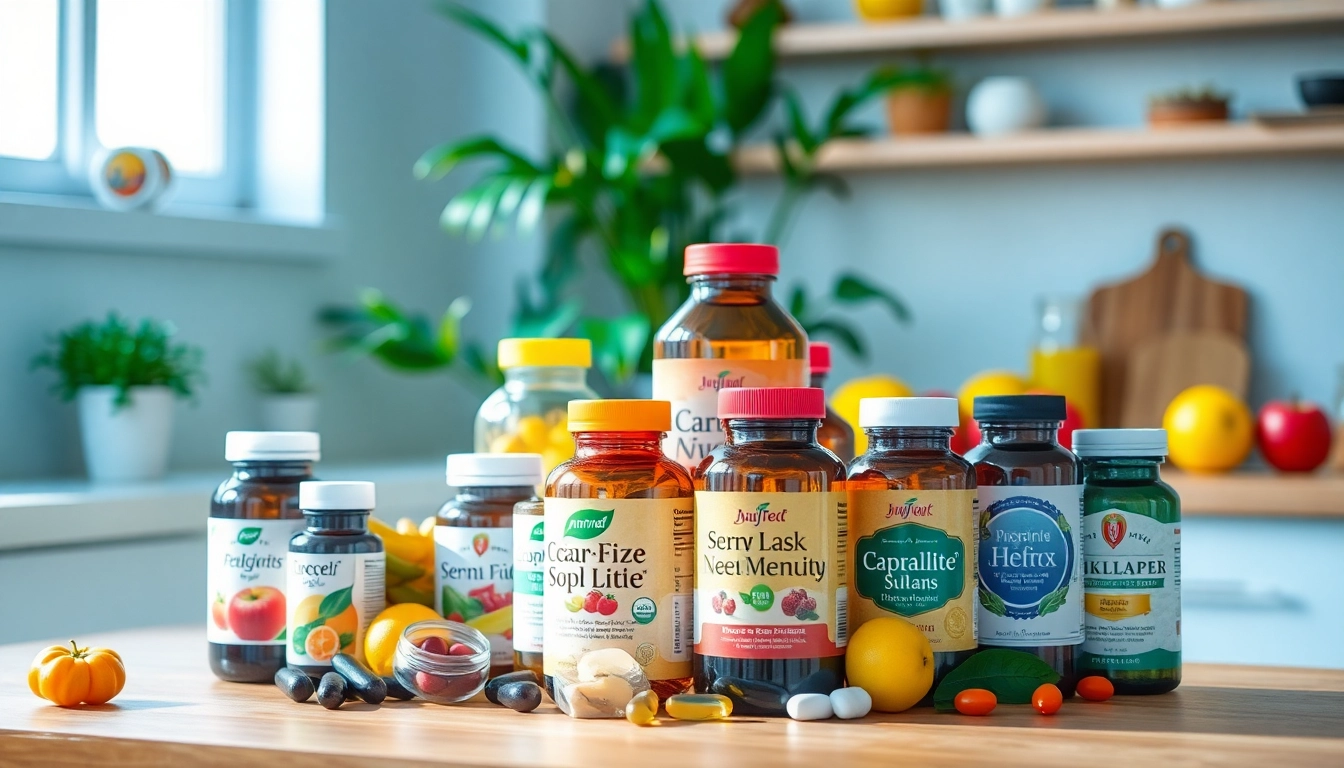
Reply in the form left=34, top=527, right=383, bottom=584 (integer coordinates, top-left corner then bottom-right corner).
left=1120, top=331, right=1251, bottom=428
left=1082, top=228, right=1250, bottom=427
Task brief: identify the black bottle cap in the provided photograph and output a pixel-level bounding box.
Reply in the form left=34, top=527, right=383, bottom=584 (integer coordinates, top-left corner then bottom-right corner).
left=973, top=394, right=1066, bottom=422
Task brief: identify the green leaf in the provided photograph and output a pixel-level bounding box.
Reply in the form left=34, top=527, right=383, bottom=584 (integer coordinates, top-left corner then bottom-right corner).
left=579, top=314, right=651, bottom=384
left=678, top=42, right=716, bottom=129
left=789, top=286, right=808, bottom=320
left=437, top=297, right=472, bottom=360
left=805, top=319, right=865, bottom=358
left=1037, top=585, right=1069, bottom=617
left=932, top=649, right=1061, bottom=712
left=318, top=587, right=353, bottom=621
left=630, top=0, right=677, bottom=132
left=721, top=0, right=781, bottom=136
left=274, top=627, right=286, bottom=642
left=292, top=624, right=310, bottom=655
left=436, top=3, right=531, bottom=64
left=441, top=584, right=485, bottom=621
left=782, top=89, right=818, bottom=155
left=978, top=587, right=1008, bottom=618
left=564, top=509, right=615, bottom=540
left=530, top=521, right=545, bottom=542
left=414, top=136, right=538, bottom=181
left=1057, top=514, right=1072, bottom=535
left=833, top=274, right=911, bottom=323
left=338, top=633, right=356, bottom=650
left=546, top=38, right=620, bottom=145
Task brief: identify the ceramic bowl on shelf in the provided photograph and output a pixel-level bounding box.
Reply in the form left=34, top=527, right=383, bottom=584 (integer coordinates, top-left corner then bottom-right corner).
left=1298, top=74, right=1344, bottom=109
left=940, top=0, right=991, bottom=21
left=966, top=77, right=1047, bottom=137
left=993, top=0, right=1049, bottom=18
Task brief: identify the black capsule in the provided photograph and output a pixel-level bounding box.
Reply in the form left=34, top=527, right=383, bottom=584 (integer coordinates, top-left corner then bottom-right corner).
left=496, top=681, right=542, bottom=713
left=485, top=670, right=540, bottom=705
left=274, top=667, right=315, bottom=703
left=711, top=676, right=789, bottom=716
left=317, top=672, right=347, bottom=710
left=332, top=653, right=387, bottom=705
left=384, top=676, right=417, bottom=701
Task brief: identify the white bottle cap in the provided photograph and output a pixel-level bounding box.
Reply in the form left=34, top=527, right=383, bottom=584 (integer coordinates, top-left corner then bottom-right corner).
left=447, top=453, right=544, bottom=487
left=225, top=431, right=320, bottom=462
left=1072, top=429, right=1168, bottom=458
left=299, top=481, right=375, bottom=511
left=859, top=397, right=960, bottom=428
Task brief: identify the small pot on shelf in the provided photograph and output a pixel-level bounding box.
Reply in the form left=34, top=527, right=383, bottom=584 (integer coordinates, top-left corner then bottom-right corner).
left=939, top=0, right=990, bottom=21
left=78, top=386, right=175, bottom=482
left=1147, top=86, right=1230, bottom=128
left=884, top=69, right=953, bottom=136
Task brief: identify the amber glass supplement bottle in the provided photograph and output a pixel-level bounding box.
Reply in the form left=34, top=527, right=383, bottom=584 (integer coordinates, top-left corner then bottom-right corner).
left=653, top=243, right=809, bottom=471
left=436, top=453, right=543, bottom=679
left=513, top=497, right=545, bottom=678
left=1073, top=428, right=1181, bottom=695
left=543, top=400, right=695, bottom=702
left=847, top=397, right=976, bottom=688
left=209, top=431, right=318, bottom=683
left=810, top=342, right=855, bottom=463
left=287, top=482, right=386, bottom=677
left=967, top=395, right=1083, bottom=697
left=695, top=387, right=847, bottom=715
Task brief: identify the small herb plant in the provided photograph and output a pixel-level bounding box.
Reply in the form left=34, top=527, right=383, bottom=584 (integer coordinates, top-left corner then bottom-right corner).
left=881, top=66, right=952, bottom=94
left=1149, top=84, right=1230, bottom=106
left=247, top=349, right=315, bottom=395
left=31, top=313, right=204, bottom=407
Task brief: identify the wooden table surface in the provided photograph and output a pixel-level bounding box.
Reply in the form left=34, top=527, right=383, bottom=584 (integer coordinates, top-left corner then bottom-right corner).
left=1, top=627, right=1341, bottom=767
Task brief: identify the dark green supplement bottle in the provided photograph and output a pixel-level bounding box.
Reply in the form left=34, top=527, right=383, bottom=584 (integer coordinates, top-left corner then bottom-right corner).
left=1073, top=429, right=1181, bottom=695
left=287, top=482, right=386, bottom=678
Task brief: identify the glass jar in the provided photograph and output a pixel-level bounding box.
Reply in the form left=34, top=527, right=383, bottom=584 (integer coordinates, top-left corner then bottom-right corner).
left=475, top=337, right=597, bottom=475
left=208, top=431, right=318, bottom=683
left=1074, top=428, right=1181, bottom=695
left=809, top=341, right=855, bottom=463
left=393, top=619, right=492, bottom=704
left=653, top=243, right=809, bottom=472
left=1029, top=295, right=1101, bottom=429
left=966, top=395, right=1083, bottom=697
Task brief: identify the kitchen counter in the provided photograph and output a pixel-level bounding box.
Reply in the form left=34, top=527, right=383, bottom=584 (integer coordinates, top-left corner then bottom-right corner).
left=1, top=628, right=1341, bottom=767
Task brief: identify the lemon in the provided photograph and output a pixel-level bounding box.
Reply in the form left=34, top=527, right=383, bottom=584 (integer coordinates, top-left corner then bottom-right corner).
left=830, top=375, right=914, bottom=454
left=854, top=0, right=923, bottom=20
left=845, top=617, right=934, bottom=712
left=364, top=603, right=441, bottom=677
left=1164, top=384, right=1253, bottom=473
left=957, top=370, right=1029, bottom=422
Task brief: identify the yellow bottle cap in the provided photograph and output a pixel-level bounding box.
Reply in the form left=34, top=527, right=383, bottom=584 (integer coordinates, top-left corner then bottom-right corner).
left=568, top=400, right=671, bottom=433
left=497, top=338, right=592, bottom=369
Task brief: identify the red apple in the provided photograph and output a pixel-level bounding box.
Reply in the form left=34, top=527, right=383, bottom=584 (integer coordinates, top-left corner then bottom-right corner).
left=227, top=587, right=286, bottom=641
left=1257, top=399, right=1332, bottom=472
left=1059, top=400, right=1084, bottom=451
left=923, top=390, right=971, bottom=454
left=211, top=593, right=229, bottom=631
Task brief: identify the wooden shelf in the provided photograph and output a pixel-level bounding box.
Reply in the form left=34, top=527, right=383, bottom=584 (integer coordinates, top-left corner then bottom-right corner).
left=1167, top=470, right=1344, bottom=517
left=613, top=0, right=1344, bottom=61
left=733, top=123, right=1344, bottom=173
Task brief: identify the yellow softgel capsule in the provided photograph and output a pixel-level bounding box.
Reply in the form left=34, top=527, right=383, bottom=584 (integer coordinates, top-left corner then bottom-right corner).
left=665, top=694, right=733, bottom=721
left=517, top=415, right=550, bottom=450
left=625, top=689, right=659, bottom=726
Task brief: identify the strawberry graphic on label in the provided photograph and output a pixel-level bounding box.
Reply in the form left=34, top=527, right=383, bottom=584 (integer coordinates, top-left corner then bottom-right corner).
left=583, top=589, right=603, bottom=613
left=1102, top=512, right=1127, bottom=549
left=711, top=593, right=723, bottom=613
left=597, top=595, right=618, bottom=616
left=722, top=598, right=736, bottom=616
left=472, top=532, right=489, bottom=557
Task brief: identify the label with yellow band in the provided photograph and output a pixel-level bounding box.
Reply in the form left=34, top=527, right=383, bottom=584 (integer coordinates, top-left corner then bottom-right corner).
left=1081, top=508, right=1180, bottom=672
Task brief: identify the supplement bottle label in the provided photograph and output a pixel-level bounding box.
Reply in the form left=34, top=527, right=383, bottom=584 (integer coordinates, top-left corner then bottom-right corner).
left=652, top=358, right=808, bottom=470
left=286, top=551, right=385, bottom=669
left=694, top=491, right=847, bottom=659
left=512, top=514, right=546, bottom=655
left=977, top=485, right=1084, bottom=647
left=848, top=489, right=978, bottom=652
left=1080, top=509, right=1181, bottom=672
left=542, top=497, right=693, bottom=682
left=436, top=524, right=514, bottom=667
left=207, top=518, right=303, bottom=645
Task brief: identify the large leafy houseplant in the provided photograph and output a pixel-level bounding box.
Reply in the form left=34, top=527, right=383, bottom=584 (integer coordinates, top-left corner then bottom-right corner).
left=323, top=1, right=909, bottom=388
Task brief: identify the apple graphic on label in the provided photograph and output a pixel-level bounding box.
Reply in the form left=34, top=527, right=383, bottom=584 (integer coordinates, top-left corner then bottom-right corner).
left=211, top=593, right=229, bottom=630
left=228, top=587, right=286, bottom=641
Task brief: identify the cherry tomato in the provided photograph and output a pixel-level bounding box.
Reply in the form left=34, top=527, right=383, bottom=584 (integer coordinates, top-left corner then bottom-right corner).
left=1032, top=683, right=1063, bottom=715
left=1076, top=676, right=1115, bottom=702
left=954, top=688, right=997, bottom=716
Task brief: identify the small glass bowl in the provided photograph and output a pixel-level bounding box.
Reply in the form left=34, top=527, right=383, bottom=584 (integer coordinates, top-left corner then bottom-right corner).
left=393, top=620, right=491, bottom=704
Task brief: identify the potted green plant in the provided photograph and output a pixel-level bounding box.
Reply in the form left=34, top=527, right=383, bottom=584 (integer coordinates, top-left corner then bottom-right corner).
left=1148, top=85, right=1230, bottom=128
left=247, top=349, right=318, bottom=432
left=884, top=67, right=953, bottom=136
left=32, top=314, right=203, bottom=482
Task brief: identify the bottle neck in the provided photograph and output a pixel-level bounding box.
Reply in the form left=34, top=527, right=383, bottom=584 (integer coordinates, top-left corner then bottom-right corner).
left=302, top=510, right=369, bottom=534
left=688, top=274, right=776, bottom=303
left=726, top=418, right=819, bottom=445
left=810, top=372, right=827, bottom=388
left=231, top=461, right=314, bottom=481
left=452, top=485, right=538, bottom=502
left=574, top=432, right=666, bottom=458
left=980, top=421, right=1061, bottom=446
left=1083, top=458, right=1164, bottom=483
left=504, top=366, right=589, bottom=389
left=865, top=427, right=954, bottom=452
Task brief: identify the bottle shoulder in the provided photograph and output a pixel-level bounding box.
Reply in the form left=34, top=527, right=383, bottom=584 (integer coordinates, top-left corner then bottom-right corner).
left=848, top=451, right=976, bottom=489
left=546, top=454, right=694, bottom=499
left=288, top=531, right=383, bottom=554
left=697, top=442, right=846, bottom=491
left=654, top=295, right=807, bottom=349
left=211, top=474, right=307, bottom=519
left=968, top=443, right=1081, bottom=485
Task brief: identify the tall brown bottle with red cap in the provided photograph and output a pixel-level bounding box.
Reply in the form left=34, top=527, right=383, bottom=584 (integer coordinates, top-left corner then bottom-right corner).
left=653, top=243, right=809, bottom=472
left=810, top=342, right=855, bottom=463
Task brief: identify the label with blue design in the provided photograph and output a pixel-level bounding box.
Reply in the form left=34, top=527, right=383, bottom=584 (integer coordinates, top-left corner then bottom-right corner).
left=976, top=485, right=1084, bottom=647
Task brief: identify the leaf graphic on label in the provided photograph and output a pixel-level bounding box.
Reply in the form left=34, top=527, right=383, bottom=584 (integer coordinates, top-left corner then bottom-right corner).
left=979, top=510, right=991, bottom=541
left=932, top=649, right=1060, bottom=711
left=978, top=587, right=1008, bottom=617
left=564, top=509, right=614, bottom=539
left=1037, top=585, right=1068, bottom=617
left=236, top=527, right=262, bottom=545
left=338, top=632, right=355, bottom=650
left=530, top=521, right=544, bottom=541
left=719, top=371, right=730, bottom=378
left=1056, top=514, right=1071, bottom=535
left=906, top=497, right=918, bottom=506
left=739, top=592, right=754, bottom=607
left=318, top=587, right=353, bottom=620
left=756, top=502, right=769, bottom=513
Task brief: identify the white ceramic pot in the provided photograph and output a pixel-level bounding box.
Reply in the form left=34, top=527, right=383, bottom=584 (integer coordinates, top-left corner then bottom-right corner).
left=260, top=393, right=319, bottom=432
left=77, top=386, right=175, bottom=482
left=994, top=0, right=1049, bottom=17
left=966, top=77, right=1047, bottom=137
left=940, top=0, right=991, bottom=20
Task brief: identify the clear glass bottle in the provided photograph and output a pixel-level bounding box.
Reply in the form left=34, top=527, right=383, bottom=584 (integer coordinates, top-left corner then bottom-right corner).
left=543, top=400, right=695, bottom=707
left=847, top=397, right=976, bottom=690
left=1074, top=428, right=1181, bottom=695
left=694, top=387, right=847, bottom=716
left=966, top=395, right=1084, bottom=697
left=208, top=431, right=318, bottom=683
left=286, top=481, right=386, bottom=677
left=435, top=453, right=543, bottom=679
left=809, top=341, right=855, bottom=463
left=653, top=243, right=809, bottom=472
left=512, top=497, right=545, bottom=679
left=475, top=338, right=597, bottom=475
left=1030, top=295, right=1101, bottom=429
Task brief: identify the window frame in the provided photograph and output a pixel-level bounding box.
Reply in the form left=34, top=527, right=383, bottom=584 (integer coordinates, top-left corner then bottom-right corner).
left=0, top=0, right=256, bottom=209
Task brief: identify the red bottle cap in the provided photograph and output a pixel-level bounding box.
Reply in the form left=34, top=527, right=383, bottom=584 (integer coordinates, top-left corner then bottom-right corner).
left=684, top=243, right=779, bottom=276
left=718, top=387, right=826, bottom=420
left=808, top=342, right=831, bottom=375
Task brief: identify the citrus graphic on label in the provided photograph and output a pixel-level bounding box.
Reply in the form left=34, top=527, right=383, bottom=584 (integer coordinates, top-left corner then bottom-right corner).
left=291, top=591, right=357, bottom=657
left=1102, top=513, right=1126, bottom=549
left=472, top=532, right=489, bottom=556
left=944, top=606, right=969, bottom=639
left=304, top=625, right=341, bottom=662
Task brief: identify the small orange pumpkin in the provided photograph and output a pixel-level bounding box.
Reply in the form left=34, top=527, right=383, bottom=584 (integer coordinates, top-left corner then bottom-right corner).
left=28, top=640, right=126, bottom=706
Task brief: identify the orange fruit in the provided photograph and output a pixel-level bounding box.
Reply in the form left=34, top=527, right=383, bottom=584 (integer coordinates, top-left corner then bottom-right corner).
left=293, top=594, right=358, bottom=641
left=845, top=617, right=933, bottom=712
left=831, top=375, right=915, bottom=454
left=957, top=370, right=1030, bottom=423
left=304, top=626, right=341, bottom=662
left=1164, top=385, right=1253, bottom=473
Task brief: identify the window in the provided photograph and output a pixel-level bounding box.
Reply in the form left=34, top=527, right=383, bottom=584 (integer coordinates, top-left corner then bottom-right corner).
left=0, top=0, right=253, bottom=207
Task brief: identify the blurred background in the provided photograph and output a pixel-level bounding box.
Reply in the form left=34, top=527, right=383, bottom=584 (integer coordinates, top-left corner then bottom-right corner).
left=1, top=0, right=1341, bottom=668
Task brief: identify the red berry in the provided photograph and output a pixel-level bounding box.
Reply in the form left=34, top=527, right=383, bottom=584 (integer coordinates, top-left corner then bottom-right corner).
left=583, top=591, right=602, bottom=613
left=711, top=594, right=723, bottom=614
left=448, top=643, right=474, bottom=656
left=723, top=598, right=736, bottom=616
left=802, top=597, right=817, bottom=612
left=781, top=594, right=799, bottom=616
left=597, top=595, right=618, bottom=616
left=418, top=635, right=450, bottom=655
left=415, top=670, right=450, bottom=695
